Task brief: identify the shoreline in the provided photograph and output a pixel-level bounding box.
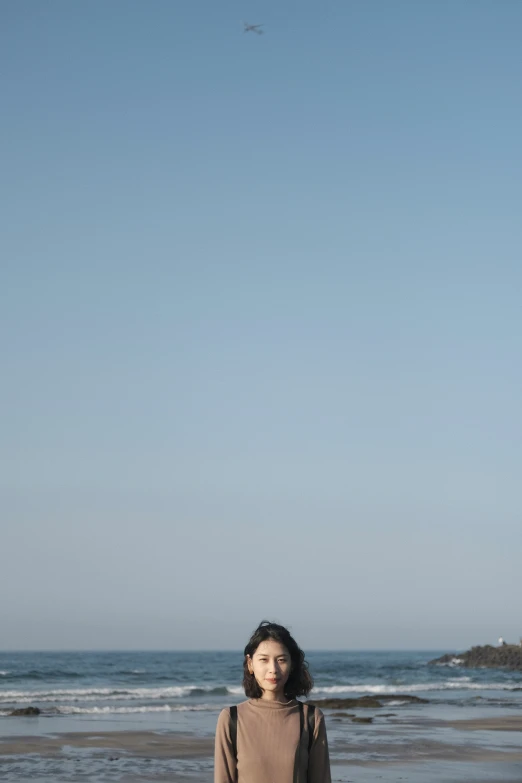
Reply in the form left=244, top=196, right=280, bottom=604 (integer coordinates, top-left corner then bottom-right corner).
left=0, top=730, right=214, bottom=758
left=445, top=715, right=522, bottom=731
left=1, top=714, right=522, bottom=758
left=1, top=721, right=522, bottom=783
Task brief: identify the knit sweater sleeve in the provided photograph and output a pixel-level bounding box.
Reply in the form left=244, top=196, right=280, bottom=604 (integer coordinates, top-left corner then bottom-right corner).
left=214, top=707, right=237, bottom=783
left=308, top=708, right=331, bottom=783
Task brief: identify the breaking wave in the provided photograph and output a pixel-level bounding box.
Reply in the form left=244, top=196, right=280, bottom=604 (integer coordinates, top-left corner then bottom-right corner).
left=56, top=704, right=214, bottom=714
left=0, top=684, right=239, bottom=705
left=433, top=657, right=464, bottom=667
left=0, top=704, right=216, bottom=717
left=312, top=681, right=520, bottom=694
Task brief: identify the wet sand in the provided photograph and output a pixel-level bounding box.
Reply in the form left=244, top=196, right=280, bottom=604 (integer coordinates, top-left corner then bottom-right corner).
left=1, top=715, right=521, bottom=782
left=445, top=715, right=522, bottom=732
left=0, top=730, right=214, bottom=758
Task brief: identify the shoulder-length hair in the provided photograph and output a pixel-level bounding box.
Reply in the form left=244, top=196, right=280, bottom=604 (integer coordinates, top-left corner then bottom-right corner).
left=242, top=621, right=314, bottom=699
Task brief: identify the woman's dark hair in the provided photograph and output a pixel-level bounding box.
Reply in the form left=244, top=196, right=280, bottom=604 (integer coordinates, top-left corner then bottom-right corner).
left=242, top=620, right=313, bottom=699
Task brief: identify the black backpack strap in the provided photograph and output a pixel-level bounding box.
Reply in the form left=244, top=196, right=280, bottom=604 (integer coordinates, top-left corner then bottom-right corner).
left=307, top=704, right=316, bottom=753
left=294, top=702, right=305, bottom=783
left=229, top=705, right=238, bottom=762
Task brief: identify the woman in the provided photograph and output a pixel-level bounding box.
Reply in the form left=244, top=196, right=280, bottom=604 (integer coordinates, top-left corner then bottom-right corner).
left=214, top=621, right=331, bottom=783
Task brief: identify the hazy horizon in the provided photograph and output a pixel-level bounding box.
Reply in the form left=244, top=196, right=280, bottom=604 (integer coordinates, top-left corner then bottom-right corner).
left=0, top=646, right=484, bottom=653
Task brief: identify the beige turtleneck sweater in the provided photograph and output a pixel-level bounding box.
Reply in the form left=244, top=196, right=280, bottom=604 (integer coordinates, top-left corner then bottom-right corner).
left=214, top=699, right=331, bottom=783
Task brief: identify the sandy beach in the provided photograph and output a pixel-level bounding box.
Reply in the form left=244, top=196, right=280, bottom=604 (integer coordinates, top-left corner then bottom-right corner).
left=1, top=715, right=522, bottom=782
left=445, top=716, right=522, bottom=732
left=0, top=730, right=214, bottom=758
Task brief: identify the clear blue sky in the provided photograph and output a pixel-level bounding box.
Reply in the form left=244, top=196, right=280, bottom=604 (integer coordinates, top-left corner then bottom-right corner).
left=1, top=0, right=521, bottom=650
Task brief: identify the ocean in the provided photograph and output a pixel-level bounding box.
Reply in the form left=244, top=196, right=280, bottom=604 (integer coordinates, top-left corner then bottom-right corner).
left=1, top=650, right=522, bottom=782
left=1, top=649, right=522, bottom=718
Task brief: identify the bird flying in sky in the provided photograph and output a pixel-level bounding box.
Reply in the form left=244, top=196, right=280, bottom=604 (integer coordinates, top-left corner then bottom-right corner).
left=243, top=22, right=264, bottom=35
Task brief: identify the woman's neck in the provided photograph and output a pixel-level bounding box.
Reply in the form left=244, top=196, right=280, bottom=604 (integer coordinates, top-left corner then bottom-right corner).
left=259, top=690, right=288, bottom=703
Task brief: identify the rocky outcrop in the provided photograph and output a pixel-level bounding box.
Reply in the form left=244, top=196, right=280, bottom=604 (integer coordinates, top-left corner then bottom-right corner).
left=309, top=694, right=428, bottom=709
left=311, top=696, right=381, bottom=709
left=9, top=706, right=41, bottom=716
left=429, top=644, right=522, bottom=671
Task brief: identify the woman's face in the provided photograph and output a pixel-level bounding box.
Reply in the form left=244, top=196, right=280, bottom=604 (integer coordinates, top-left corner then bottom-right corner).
left=247, top=639, right=292, bottom=700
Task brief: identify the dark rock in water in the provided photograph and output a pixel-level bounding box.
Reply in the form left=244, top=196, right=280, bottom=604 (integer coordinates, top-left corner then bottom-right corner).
left=429, top=644, right=522, bottom=672
left=381, top=713, right=397, bottom=717
left=309, top=694, right=428, bottom=709
left=352, top=716, right=373, bottom=723
left=310, top=697, right=382, bottom=709
left=9, top=706, right=41, bottom=716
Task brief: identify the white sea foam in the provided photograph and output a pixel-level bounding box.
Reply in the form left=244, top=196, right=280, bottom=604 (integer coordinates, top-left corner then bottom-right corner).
left=2, top=680, right=519, bottom=709
left=0, top=684, right=237, bottom=704
left=447, top=677, right=471, bottom=682
left=0, top=671, right=9, bottom=676
left=434, top=657, right=464, bottom=666
left=0, top=706, right=216, bottom=717
left=312, top=681, right=519, bottom=695
left=56, top=704, right=215, bottom=715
